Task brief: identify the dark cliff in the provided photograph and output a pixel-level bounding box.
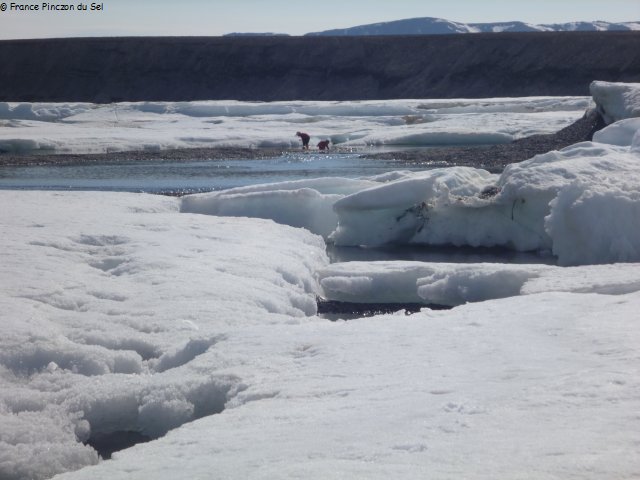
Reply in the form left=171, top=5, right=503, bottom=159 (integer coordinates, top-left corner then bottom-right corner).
left=1, top=32, right=639, bottom=102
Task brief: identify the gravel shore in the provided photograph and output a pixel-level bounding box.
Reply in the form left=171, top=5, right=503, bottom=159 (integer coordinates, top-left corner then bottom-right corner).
left=0, top=110, right=604, bottom=172
left=366, top=109, right=605, bottom=172
left=0, top=146, right=289, bottom=168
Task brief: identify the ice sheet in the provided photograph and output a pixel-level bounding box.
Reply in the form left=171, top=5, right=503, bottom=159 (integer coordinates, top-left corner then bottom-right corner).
left=2, top=82, right=640, bottom=479
left=0, top=97, right=589, bottom=154
left=318, top=260, right=640, bottom=306
left=53, top=288, right=640, bottom=480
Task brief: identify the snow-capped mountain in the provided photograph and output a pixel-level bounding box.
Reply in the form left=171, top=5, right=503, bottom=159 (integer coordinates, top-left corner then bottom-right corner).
left=306, top=17, right=640, bottom=36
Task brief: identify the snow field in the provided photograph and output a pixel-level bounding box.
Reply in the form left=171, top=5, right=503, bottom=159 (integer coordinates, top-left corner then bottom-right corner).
left=54, top=291, right=640, bottom=480
left=0, top=191, right=328, bottom=479
left=2, top=191, right=640, bottom=479
left=0, top=97, right=589, bottom=154
left=1, top=81, right=640, bottom=479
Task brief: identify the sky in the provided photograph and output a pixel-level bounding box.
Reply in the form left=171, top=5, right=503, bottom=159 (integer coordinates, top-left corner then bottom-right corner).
left=0, top=0, right=639, bottom=39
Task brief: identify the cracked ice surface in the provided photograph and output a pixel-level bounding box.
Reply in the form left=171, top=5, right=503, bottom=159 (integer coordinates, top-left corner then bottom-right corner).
left=0, top=191, right=327, bottom=479
left=1, top=191, right=639, bottom=480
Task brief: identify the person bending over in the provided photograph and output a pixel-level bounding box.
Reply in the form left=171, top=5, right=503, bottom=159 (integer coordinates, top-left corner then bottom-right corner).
left=296, top=131, right=310, bottom=150
left=317, top=140, right=330, bottom=151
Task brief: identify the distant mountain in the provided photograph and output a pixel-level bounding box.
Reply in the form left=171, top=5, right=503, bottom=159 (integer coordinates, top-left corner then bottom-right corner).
left=306, top=17, right=640, bottom=36
left=224, top=32, right=290, bottom=37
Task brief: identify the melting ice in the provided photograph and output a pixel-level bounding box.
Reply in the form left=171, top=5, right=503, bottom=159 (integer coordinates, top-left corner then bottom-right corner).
left=1, top=82, right=640, bottom=480
left=0, top=96, right=589, bottom=154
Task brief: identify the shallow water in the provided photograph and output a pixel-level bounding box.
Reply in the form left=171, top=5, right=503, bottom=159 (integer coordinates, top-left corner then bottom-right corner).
left=0, top=152, right=426, bottom=194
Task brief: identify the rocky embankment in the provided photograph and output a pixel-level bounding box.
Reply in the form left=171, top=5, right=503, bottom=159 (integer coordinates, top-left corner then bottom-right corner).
left=369, top=109, right=607, bottom=172
left=1, top=32, right=639, bottom=102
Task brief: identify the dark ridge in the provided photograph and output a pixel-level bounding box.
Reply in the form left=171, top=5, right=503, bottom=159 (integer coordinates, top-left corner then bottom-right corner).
left=0, top=32, right=639, bottom=102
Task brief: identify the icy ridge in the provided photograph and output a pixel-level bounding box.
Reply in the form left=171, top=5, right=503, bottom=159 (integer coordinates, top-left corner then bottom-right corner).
left=183, top=81, right=640, bottom=266
left=307, top=16, right=640, bottom=36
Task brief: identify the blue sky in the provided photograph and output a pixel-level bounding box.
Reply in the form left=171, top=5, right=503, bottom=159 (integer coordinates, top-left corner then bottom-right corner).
left=0, top=0, right=639, bottom=39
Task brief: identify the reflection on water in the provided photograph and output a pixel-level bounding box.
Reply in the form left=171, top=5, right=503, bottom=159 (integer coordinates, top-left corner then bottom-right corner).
left=0, top=152, right=425, bottom=194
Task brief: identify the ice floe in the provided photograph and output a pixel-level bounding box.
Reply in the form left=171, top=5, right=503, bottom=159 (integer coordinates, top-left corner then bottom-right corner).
left=185, top=81, right=640, bottom=266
